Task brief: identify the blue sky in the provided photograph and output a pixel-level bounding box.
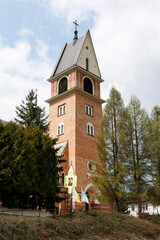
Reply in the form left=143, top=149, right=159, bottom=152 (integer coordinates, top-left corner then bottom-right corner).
left=0, top=0, right=160, bottom=121
left=0, top=0, right=93, bottom=59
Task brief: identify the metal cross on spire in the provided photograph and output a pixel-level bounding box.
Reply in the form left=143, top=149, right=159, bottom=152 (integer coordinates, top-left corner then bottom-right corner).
left=73, top=20, right=79, bottom=41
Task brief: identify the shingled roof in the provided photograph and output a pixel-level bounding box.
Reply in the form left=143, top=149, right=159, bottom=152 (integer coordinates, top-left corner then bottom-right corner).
left=54, top=141, right=68, bottom=157
left=51, top=31, right=88, bottom=77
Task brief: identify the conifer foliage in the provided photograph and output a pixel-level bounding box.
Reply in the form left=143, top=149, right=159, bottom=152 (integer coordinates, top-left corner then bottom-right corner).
left=92, top=88, right=154, bottom=215
left=127, top=96, right=150, bottom=216
left=149, top=106, right=160, bottom=205
left=15, top=89, right=48, bottom=131
left=0, top=121, right=58, bottom=209
left=93, top=87, right=128, bottom=212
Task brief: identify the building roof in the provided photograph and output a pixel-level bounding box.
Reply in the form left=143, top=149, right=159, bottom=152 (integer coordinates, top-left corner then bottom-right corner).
left=50, top=30, right=101, bottom=78
left=51, top=32, right=87, bottom=77
left=54, top=141, right=68, bottom=156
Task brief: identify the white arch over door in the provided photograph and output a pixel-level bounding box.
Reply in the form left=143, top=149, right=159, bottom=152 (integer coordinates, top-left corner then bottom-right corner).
left=84, top=183, right=94, bottom=193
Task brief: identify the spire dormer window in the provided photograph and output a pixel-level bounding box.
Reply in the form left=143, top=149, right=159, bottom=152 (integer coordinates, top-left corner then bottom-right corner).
left=86, top=58, right=89, bottom=71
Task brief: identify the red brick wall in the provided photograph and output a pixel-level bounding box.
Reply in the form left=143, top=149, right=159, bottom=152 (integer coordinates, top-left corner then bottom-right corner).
left=50, top=69, right=100, bottom=98
left=48, top=69, right=114, bottom=214
left=49, top=69, right=102, bottom=189
left=75, top=92, right=102, bottom=191
left=49, top=92, right=76, bottom=170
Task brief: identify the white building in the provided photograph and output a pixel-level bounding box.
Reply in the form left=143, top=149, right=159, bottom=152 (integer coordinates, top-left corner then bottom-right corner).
left=128, top=203, right=160, bottom=217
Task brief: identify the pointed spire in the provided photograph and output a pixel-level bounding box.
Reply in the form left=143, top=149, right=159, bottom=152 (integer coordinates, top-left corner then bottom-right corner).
left=73, top=20, right=79, bottom=41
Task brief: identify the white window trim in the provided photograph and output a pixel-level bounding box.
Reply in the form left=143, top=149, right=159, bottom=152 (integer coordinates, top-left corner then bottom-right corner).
left=59, top=104, right=66, bottom=116
left=87, top=122, right=94, bottom=136
left=57, top=122, right=64, bottom=135
left=86, top=104, right=93, bottom=116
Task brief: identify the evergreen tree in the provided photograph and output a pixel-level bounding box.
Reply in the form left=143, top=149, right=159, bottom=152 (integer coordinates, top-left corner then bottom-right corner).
left=0, top=121, right=27, bottom=207
left=15, top=89, right=48, bottom=131
left=92, top=87, right=128, bottom=212
left=149, top=106, right=160, bottom=205
left=0, top=122, right=58, bottom=209
left=127, top=96, right=150, bottom=217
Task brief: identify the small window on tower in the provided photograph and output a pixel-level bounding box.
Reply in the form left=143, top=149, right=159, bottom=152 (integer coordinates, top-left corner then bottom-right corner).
left=86, top=104, right=93, bottom=116
left=59, top=104, right=66, bottom=116
left=86, top=58, right=89, bottom=71
left=58, top=126, right=61, bottom=135
left=87, top=122, right=94, bottom=136
left=57, top=122, right=64, bottom=135
left=91, top=126, right=94, bottom=136
left=61, top=124, right=63, bottom=134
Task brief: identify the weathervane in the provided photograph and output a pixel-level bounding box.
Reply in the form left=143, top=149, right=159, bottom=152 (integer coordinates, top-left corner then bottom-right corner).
left=73, top=20, right=79, bottom=41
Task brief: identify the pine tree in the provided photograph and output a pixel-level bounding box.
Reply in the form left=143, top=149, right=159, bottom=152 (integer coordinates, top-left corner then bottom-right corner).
left=0, top=121, right=27, bottom=207
left=127, top=96, right=150, bottom=217
left=0, top=122, right=58, bottom=209
left=92, top=87, right=128, bottom=212
left=15, top=89, right=48, bottom=131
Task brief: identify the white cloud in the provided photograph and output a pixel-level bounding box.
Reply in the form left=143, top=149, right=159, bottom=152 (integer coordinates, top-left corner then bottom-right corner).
left=18, top=28, right=34, bottom=37
left=1, top=0, right=160, bottom=122
left=35, top=39, right=49, bottom=60
left=0, top=36, right=53, bottom=121
left=43, top=0, right=160, bottom=112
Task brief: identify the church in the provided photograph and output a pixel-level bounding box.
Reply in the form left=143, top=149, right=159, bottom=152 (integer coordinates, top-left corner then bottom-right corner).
left=46, top=24, right=112, bottom=214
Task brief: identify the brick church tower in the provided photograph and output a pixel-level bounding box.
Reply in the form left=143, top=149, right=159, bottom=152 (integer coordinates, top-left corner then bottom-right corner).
left=46, top=27, right=105, bottom=199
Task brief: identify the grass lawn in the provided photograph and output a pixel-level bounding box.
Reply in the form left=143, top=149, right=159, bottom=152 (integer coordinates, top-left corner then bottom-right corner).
left=0, top=211, right=160, bottom=240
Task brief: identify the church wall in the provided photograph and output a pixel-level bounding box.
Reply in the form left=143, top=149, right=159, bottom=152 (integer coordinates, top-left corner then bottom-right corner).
left=46, top=29, right=115, bottom=215
left=51, top=79, right=58, bottom=97
left=50, top=69, right=101, bottom=99
left=51, top=82, right=54, bottom=97
left=49, top=69, right=102, bottom=192
left=74, top=92, right=102, bottom=191
left=77, top=34, right=101, bottom=78
left=68, top=71, right=76, bottom=89
left=48, top=93, right=76, bottom=170
left=75, top=71, right=100, bottom=98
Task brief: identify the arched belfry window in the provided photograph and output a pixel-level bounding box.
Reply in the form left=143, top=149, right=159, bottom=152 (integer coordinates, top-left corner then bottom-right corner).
left=83, top=77, right=93, bottom=95
left=58, top=77, right=68, bottom=95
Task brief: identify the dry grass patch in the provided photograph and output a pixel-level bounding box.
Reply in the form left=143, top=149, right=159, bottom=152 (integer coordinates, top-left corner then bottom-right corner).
left=0, top=211, right=160, bottom=240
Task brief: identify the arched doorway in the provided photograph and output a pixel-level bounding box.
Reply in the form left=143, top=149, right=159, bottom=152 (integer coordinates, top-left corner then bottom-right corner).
left=84, top=184, right=100, bottom=210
